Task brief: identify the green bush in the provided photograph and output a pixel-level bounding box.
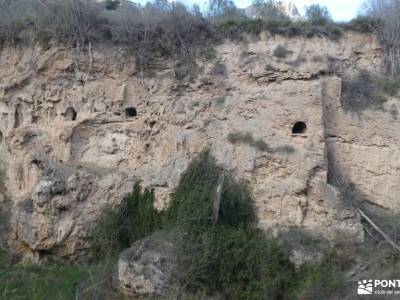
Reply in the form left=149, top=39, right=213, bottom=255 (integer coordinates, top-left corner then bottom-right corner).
left=252, top=0, right=291, bottom=34
left=211, top=61, right=227, bottom=76
left=105, top=0, right=120, bottom=10
left=36, top=31, right=51, bottom=50
left=89, top=182, right=163, bottom=259
left=305, top=4, right=331, bottom=26
left=202, top=47, right=217, bottom=60
left=239, top=19, right=263, bottom=34
left=216, top=19, right=264, bottom=40
left=166, top=151, right=254, bottom=233
left=297, top=252, right=345, bottom=299
left=327, top=25, right=343, bottom=40
left=183, top=227, right=297, bottom=300
left=174, top=62, right=199, bottom=81
left=165, top=151, right=295, bottom=299
left=273, top=45, right=290, bottom=58
left=345, top=16, right=377, bottom=33
left=0, top=248, right=118, bottom=299
left=363, top=208, right=400, bottom=245
left=285, top=22, right=305, bottom=37
left=373, top=74, right=400, bottom=96
left=342, top=70, right=400, bottom=112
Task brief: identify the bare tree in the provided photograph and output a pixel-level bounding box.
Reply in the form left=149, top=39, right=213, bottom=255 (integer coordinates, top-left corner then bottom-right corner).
left=365, top=0, right=400, bottom=76
left=0, top=0, right=37, bottom=44
left=0, top=0, right=213, bottom=75
left=35, top=0, right=101, bottom=52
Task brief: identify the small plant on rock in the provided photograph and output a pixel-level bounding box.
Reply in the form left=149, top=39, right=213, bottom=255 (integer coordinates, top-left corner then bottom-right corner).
left=273, top=45, right=290, bottom=59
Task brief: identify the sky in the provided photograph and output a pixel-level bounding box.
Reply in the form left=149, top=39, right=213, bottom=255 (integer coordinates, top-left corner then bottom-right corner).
left=282, top=1, right=365, bottom=21
left=133, top=0, right=366, bottom=21
left=234, top=0, right=366, bottom=21
left=174, top=0, right=366, bottom=21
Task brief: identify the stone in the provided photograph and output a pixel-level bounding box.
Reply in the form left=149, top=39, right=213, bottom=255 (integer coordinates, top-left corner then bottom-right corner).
left=118, top=233, right=178, bottom=297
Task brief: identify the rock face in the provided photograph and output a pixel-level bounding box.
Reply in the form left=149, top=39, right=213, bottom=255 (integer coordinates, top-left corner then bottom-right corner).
left=0, top=31, right=388, bottom=259
left=118, top=233, right=178, bottom=297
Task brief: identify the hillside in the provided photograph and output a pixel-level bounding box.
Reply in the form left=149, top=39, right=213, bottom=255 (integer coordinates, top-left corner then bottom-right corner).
left=1, top=1, right=400, bottom=298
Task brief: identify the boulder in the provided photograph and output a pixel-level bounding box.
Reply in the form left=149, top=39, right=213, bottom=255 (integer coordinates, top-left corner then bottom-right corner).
left=118, top=233, right=179, bottom=297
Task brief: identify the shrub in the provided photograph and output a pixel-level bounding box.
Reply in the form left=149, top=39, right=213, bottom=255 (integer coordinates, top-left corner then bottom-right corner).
left=239, top=19, right=263, bottom=34
left=273, top=44, right=290, bottom=58
left=165, top=151, right=254, bottom=233
left=211, top=61, right=227, bottom=75
left=202, top=47, right=217, bottom=60
left=285, top=22, right=305, bottom=37
left=363, top=208, right=400, bottom=245
left=174, top=62, right=199, bottom=81
left=305, top=4, right=331, bottom=26
left=167, top=151, right=343, bottom=300
left=36, top=31, right=51, bottom=50
left=89, top=182, right=163, bottom=259
left=327, top=25, right=343, bottom=40
left=342, top=70, right=400, bottom=112
left=373, top=74, right=400, bottom=96
left=183, top=227, right=297, bottom=300
left=105, top=0, right=120, bottom=10
left=296, top=252, right=345, bottom=299
left=364, top=0, right=400, bottom=76
left=264, top=18, right=292, bottom=34
left=265, top=63, right=275, bottom=71
left=165, top=151, right=296, bottom=299
left=0, top=0, right=215, bottom=73
left=345, top=16, right=377, bottom=33
left=252, top=0, right=291, bottom=34
left=287, top=55, right=307, bottom=67
left=216, top=19, right=264, bottom=40
left=0, top=248, right=119, bottom=299
left=0, top=0, right=36, bottom=45
left=35, top=0, right=103, bottom=51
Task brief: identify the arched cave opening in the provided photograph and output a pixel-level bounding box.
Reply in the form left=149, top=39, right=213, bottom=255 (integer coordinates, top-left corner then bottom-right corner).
left=125, top=107, right=137, bottom=117
left=65, top=107, right=77, bottom=121
left=31, top=159, right=43, bottom=168
left=292, top=121, right=307, bottom=135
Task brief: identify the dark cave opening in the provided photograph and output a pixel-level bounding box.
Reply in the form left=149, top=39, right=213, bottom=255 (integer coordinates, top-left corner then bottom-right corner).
left=125, top=107, right=137, bottom=117
left=292, top=121, right=307, bottom=134
left=65, top=107, right=77, bottom=121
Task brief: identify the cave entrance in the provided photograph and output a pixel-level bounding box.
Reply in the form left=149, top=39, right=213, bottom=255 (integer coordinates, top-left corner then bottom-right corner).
left=292, top=121, right=307, bottom=135
left=65, top=107, right=77, bottom=121
left=125, top=107, right=137, bottom=117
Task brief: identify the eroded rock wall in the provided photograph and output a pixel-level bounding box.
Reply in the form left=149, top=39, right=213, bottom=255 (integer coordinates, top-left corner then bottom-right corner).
left=324, top=85, right=400, bottom=212
left=0, top=32, right=384, bottom=258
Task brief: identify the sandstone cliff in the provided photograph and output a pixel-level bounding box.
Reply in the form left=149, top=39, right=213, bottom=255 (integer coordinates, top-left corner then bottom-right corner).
left=0, top=31, right=391, bottom=259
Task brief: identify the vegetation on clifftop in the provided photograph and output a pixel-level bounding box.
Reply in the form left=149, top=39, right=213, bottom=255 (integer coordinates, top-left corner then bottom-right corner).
left=0, top=0, right=378, bottom=72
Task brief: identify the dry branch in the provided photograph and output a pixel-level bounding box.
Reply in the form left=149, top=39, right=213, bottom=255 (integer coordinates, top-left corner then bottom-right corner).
left=213, top=170, right=225, bottom=224
left=356, top=205, right=400, bottom=253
